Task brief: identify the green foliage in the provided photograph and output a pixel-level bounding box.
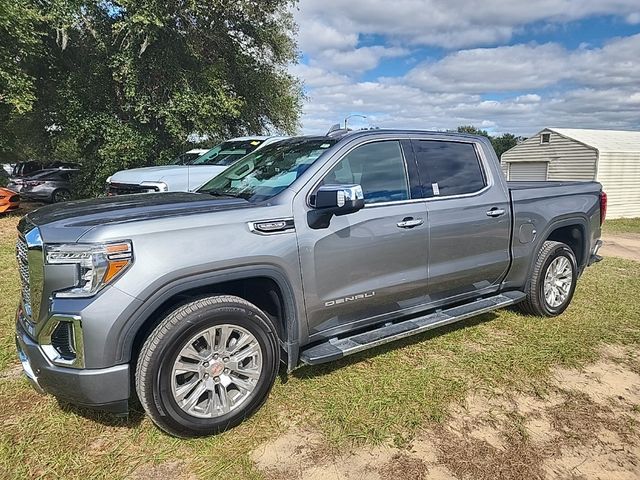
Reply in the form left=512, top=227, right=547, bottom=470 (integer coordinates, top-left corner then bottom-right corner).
left=457, top=126, right=522, bottom=159
left=491, top=132, right=520, bottom=159
left=0, top=0, right=302, bottom=196
left=457, top=125, right=490, bottom=138
left=0, top=0, right=42, bottom=115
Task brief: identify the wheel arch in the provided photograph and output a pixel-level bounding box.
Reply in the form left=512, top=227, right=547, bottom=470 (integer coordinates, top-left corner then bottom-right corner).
left=524, top=216, right=589, bottom=291
left=117, top=266, right=301, bottom=372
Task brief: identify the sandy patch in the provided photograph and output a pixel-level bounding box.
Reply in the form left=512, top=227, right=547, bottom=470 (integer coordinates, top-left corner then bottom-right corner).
left=251, top=347, right=640, bottom=480
left=601, top=234, right=640, bottom=262
left=553, top=360, right=640, bottom=406
left=129, top=460, right=196, bottom=480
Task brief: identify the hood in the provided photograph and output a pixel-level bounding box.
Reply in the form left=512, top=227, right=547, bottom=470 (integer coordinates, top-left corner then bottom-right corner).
left=19, top=192, right=250, bottom=243
left=0, top=187, right=18, bottom=196
left=109, top=165, right=186, bottom=183
left=109, top=164, right=227, bottom=191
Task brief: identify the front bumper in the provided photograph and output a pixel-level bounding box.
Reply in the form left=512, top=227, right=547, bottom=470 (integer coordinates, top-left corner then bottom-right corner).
left=15, top=316, right=130, bottom=414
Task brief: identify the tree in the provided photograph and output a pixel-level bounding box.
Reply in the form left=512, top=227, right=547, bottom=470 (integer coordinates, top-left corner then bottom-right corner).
left=456, top=126, right=521, bottom=159
left=491, top=133, right=519, bottom=159
left=0, top=0, right=302, bottom=196
left=457, top=125, right=490, bottom=138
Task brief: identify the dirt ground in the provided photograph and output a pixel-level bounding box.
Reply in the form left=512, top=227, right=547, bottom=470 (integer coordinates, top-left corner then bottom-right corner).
left=251, top=345, right=640, bottom=480
left=601, top=234, right=640, bottom=262
left=249, top=239, right=640, bottom=480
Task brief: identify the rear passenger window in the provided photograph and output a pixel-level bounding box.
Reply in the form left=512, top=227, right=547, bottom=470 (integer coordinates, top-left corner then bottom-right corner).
left=322, top=141, right=409, bottom=204
left=413, top=141, right=486, bottom=197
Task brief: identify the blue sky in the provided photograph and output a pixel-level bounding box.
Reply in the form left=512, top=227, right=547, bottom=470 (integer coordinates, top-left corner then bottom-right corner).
left=291, top=1, right=640, bottom=135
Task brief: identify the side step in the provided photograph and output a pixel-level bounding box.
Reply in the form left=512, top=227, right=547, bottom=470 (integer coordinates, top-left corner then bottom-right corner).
left=300, top=291, right=526, bottom=365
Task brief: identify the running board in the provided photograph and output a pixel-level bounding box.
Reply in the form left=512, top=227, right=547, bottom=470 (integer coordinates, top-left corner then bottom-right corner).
left=300, top=291, right=526, bottom=365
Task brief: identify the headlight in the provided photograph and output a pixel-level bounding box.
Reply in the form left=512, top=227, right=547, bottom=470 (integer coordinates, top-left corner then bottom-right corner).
left=45, top=241, right=133, bottom=297
left=140, top=181, right=168, bottom=192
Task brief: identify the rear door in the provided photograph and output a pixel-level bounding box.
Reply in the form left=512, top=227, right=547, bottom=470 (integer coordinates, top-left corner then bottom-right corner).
left=410, top=139, right=511, bottom=302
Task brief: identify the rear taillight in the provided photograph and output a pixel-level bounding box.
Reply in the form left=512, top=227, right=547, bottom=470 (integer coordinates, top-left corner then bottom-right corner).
left=600, top=191, right=607, bottom=225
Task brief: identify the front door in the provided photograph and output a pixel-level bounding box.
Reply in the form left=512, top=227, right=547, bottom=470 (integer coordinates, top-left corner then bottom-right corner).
left=295, top=140, right=429, bottom=339
left=411, top=139, right=511, bottom=301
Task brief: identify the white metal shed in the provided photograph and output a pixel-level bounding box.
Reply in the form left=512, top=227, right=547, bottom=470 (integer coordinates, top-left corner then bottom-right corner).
left=501, top=128, right=640, bottom=219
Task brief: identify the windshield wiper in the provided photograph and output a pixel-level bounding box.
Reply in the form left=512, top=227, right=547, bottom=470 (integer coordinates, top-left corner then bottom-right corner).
left=206, top=190, right=248, bottom=200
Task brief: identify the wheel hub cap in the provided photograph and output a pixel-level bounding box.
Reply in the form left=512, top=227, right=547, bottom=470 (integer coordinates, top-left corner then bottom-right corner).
left=208, top=361, right=224, bottom=377
left=170, top=324, right=263, bottom=419
left=543, top=256, right=573, bottom=308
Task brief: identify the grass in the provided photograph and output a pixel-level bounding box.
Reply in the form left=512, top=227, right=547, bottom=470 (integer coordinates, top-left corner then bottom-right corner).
left=1, top=211, right=640, bottom=478
left=604, top=217, right=640, bottom=235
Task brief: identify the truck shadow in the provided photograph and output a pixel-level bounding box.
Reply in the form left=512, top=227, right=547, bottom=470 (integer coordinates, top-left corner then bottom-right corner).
left=288, top=311, right=499, bottom=382
left=57, top=400, right=146, bottom=428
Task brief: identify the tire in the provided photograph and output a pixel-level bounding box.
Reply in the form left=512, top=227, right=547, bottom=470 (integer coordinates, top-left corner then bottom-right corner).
left=518, top=240, right=578, bottom=317
left=135, top=295, right=280, bottom=438
left=51, top=189, right=70, bottom=203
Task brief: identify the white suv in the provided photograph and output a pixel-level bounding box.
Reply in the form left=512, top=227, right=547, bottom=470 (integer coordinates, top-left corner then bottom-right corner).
left=106, top=136, right=285, bottom=195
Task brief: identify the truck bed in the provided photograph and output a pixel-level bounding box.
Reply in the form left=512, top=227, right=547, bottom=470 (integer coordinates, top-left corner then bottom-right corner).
left=503, top=179, right=602, bottom=292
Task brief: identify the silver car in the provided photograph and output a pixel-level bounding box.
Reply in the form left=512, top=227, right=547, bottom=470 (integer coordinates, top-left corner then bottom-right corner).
left=19, top=169, right=77, bottom=203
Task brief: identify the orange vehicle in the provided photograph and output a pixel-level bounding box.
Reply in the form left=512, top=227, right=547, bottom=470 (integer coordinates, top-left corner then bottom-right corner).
left=0, top=187, right=20, bottom=213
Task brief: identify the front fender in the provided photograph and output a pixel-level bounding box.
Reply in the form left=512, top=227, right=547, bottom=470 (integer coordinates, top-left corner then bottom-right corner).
left=110, top=265, right=303, bottom=370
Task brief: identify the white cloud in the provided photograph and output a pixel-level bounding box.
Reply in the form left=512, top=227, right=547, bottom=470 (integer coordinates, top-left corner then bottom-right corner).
left=295, top=0, right=640, bottom=49
left=290, top=1, right=640, bottom=135
left=404, top=43, right=568, bottom=92
left=311, top=46, right=410, bottom=74
left=403, top=34, right=640, bottom=93
left=626, top=12, right=640, bottom=24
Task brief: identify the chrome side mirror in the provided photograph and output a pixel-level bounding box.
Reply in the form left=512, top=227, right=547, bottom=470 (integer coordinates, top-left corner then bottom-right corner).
left=309, top=184, right=365, bottom=229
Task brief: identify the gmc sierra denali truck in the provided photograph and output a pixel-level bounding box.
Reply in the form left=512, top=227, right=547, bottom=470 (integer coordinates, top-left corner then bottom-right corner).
left=15, top=130, right=605, bottom=437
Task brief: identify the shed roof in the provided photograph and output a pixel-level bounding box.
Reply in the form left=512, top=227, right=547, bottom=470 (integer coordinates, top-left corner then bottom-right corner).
left=548, top=128, right=640, bottom=153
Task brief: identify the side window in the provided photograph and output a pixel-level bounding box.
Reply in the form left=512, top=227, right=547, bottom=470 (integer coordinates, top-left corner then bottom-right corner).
left=322, top=141, right=409, bottom=204
left=413, top=140, right=486, bottom=197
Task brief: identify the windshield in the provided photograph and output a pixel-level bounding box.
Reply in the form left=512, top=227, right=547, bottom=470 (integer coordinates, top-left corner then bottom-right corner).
left=197, top=138, right=337, bottom=202
left=182, top=139, right=266, bottom=167
left=173, top=152, right=204, bottom=165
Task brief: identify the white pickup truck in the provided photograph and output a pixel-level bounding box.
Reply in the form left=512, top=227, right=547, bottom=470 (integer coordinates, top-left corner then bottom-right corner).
left=106, top=136, right=285, bottom=195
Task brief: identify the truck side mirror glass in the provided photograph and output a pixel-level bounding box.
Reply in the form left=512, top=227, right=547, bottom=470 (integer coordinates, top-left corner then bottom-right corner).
left=308, top=184, right=365, bottom=229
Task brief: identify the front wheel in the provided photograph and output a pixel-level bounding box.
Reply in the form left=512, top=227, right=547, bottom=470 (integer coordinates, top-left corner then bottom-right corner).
left=518, top=240, right=578, bottom=317
left=135, top=295, right=280, bottom=437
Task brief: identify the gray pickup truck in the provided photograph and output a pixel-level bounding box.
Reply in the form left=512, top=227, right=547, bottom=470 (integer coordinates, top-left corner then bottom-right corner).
left=15, top=130, right=606, bottom=437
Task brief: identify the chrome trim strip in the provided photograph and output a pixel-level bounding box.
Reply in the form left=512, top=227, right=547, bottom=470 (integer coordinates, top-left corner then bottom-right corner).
left=38, top=314, right=85, bottom=368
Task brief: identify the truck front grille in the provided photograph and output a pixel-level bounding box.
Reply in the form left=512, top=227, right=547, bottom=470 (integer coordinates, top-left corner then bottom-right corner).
left=16, top=236, right=32, bottom=318
left=16, top=224, right=43, bottom=325
left=107, top=182, right=159, bottom=196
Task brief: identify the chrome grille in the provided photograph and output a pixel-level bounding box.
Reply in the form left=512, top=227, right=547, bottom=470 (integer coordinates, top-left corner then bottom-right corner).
left=108, top=182, right=158, bottom=195
left=16, top=236, right=32, bottom=317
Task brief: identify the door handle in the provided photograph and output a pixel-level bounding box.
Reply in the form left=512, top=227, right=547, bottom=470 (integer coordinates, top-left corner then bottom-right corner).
left=397, top=217, right=424, bottom=228
left=486, top=208, right=506, bottom=217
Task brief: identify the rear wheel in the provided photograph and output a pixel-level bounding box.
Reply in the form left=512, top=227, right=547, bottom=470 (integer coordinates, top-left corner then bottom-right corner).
left=135, top=295, right=280, bottom=437
left=51, top=189, right=70, bottom=203
left=518, top=240, right=578, bottom=317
